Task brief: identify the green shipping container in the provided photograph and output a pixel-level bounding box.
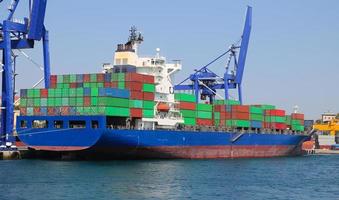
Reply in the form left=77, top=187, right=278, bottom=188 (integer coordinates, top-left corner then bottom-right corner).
left=91, top=88, right=99, bottom=96
left=41, top=98, right=47, bottom=107
left=91, top=97, right=98, bottom=106
left=180, top=110, right=196, bottom=118
left=98, top=97, right=129, bottom=107
left=291, top=124, right=304, bottom=131
left=27, top=89, right=34, bottom=98
left=214, top=99, right=240, bottom=105
left=143, top=109, right=154, bottom=118
left=105, top=107, right=130, bottom=117
left=197, top=111, right=212, bottom=119
left=174, top=93, right=196, bottom=102
left=250, top=106, right=263, bottom=114
left=197, top=103, right=212, bottom=112
left=20, top=98, right=27, bottom=107
left=76, top=97, right=84, bottom=106
left=76, top=88, right=84, bottom=96
left=143, top=100, right=155, bottom=109
left=57, top=83, right=63, bottom=88
left=90, top=74, right=97, bottom=82
left=226, top=120, right=250, bottom=128
left=291, top=119, right=302, bottom=126
left=183, top=117, right=196, bottom=126
left=118, top=81, right=125, bottom=89
left=57, top=75, right=63, bottom=83
left=47, top=98, right=55, bottom=106
left=143, top=83, right=155, bottom=92
left=69, top=88, right=77, bottom=97
left=129, top=100, right=143, bottom=108
left=69, top=97, right=76, bottom=106
left=257, top=104, right=276, bottom=110
left=55, top=98, right=62, bottom=106
left=70, top=74, right=76, bottom=83
left=250, top=114, right=264, bottom=121
left=33, top=89, right=40, bottom=98
left=48, top=89, right=55, bottom=98
left=62, top=88, right=69, bottom=97
left=118, top=73, right=125, bottom=81
left=265, top=116, right=286, bottom=123
left=55, top=88, right=62, bottom=97
left=33, top=98, right=40, bottom=106
left=214, top=112, right=220, bottom=120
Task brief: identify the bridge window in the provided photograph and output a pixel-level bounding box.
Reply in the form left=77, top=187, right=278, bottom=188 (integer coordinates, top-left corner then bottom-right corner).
left=32, top=120, right=48, bottom=129
left=69, top=120, right=86, bottom=129
left=20, top=120, right=27, bottom=128
left=54, top=120, right=63, bottom=129
left=91, top=120, right=99, bottom=129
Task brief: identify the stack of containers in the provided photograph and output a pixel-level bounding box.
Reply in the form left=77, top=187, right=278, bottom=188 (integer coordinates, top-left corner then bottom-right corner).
left=290, top=113, right=305, bottom=131
left=225, top=105, right=250, bottom=128
left=249, top=106, right=264, bottom=129
left=175, top=93, right=196, bottom=126
left=196, top=103, right=213, bottom=126
left=20, top=72, right=156, bottom=119
left=213, top=99, right=241, bottom=127
left=264, top=109, right=287, bottom=130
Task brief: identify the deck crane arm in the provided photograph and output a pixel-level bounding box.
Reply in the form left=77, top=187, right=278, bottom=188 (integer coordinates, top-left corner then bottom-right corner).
left=313, top=119, right=339, bottom=136
left=174, top=6, right=252, bottom=104
left=0, top=0, right=49, bottom=147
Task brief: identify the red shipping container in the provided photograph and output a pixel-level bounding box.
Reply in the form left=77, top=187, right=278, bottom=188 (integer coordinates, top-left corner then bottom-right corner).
left=104, top=82, right=111, bottom=88
left=50, top=75, right=57, bottom=83
left=84, top=97, right=91, bottom=106
left=20, top=108, right=27, bottom=115
left=265, top=109, right=285, bottom=116
left=47, top=108, right=55, bottom=116
left=130, top=91, right=143, bottom=100
left=143, top=92, right=155, bottom=101
left=61, top=107, right=69, bottom=116
left=40, top=89, right=48, bottom=98
left=220, top=112, right=226, bottom=120
left=214, top=105, right=225, bottom=112
left=229, top=112, right=250, bottom=120
left=83, top=74, right=90, bottom=82
left=142, top=74, right=155, bottom=84
left=70, top=83, right=77, bottom=88
left=130, top=108, right=142, bottom=118
left=50, top=83, right=56, bottom=88
left=125, top=81, right=143, bottom=91
left=111, top=81, right=118, bottom=88
left=231, top=105, right=250, bottom=113
left=197, top=118, right=213, bottom=126
left=274, top=123, right=287, bottom=130
left=97, top=73, right=104, bottom=82
left=178, top=102, right=196, bottom=110
left=33, top=107, right=41, bottom=115
left=291, top=113, right=304, bottom=120
left=125, top=73, right=143, bottom=82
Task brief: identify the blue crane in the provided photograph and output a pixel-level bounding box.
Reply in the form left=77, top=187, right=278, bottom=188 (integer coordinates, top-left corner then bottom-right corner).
left=0, top=0, right=49, bottom=148
left=174, top=6, right=252, bottom=104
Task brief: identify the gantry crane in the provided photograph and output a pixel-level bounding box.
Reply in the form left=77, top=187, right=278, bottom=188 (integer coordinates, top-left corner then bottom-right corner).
left=0, top=0, right=49, bottom=148
left=313, top=119, right=339, bottom=136
left=174, top=6, right=252, bottom=104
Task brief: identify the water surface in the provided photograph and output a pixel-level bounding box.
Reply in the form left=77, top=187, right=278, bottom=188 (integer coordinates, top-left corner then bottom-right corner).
left=1, top=155, right=338, bottom=200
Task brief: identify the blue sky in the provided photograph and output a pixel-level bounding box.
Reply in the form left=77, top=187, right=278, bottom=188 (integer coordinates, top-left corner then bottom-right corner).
left=1, top=0, right=339, bottom=119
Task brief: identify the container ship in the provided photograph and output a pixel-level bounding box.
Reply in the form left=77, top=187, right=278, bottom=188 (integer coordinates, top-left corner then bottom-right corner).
left=15, top=7, right=310, bottom=159
left=16, top=32, right=309, bottom=159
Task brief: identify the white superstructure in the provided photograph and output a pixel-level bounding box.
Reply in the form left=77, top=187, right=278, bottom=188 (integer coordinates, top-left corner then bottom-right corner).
left=104, top=27, right=183, bottom=129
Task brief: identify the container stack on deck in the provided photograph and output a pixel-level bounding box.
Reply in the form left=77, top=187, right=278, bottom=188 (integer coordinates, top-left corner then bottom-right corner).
left=175, top=93, right=305, bottom=132
left=19, top=73, right=156, bottom=119
left=19, top=72, right=305, bottom=132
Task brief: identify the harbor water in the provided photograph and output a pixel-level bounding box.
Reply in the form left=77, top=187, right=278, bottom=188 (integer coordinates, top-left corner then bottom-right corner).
left=1, top=155, right=338, bottom=200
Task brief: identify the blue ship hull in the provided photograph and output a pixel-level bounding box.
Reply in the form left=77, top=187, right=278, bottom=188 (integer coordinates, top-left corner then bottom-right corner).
left=16, top=116, right=309, bottom=159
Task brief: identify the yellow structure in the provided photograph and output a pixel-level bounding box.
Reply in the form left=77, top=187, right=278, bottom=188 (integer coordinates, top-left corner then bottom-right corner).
left=313, top=119, right=339, bottom=136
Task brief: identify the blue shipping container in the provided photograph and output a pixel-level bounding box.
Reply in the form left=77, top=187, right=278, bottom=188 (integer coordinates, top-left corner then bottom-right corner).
left=250, top=120, right=262, bottom=128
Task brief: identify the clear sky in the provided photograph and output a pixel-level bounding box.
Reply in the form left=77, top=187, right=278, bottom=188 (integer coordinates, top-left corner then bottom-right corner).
left=1, top=0, right=339, bottom=119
